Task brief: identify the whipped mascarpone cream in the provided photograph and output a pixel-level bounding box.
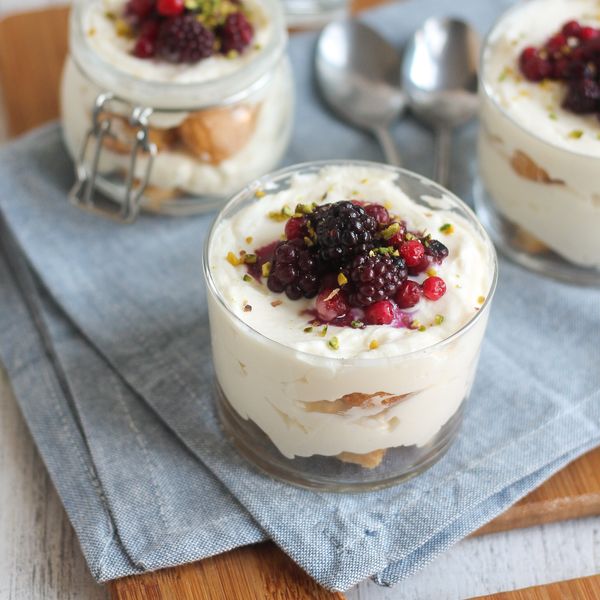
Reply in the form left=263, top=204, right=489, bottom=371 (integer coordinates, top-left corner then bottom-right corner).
left=206, top=165, right=495, bottom=459
left=479, top=0, right=600, bottom=268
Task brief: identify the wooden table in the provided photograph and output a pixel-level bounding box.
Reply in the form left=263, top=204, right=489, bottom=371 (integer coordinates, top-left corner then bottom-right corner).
left=0, top=4, right=599, bottom=599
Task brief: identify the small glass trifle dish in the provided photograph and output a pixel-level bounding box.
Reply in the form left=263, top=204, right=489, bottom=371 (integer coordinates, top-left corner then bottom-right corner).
left=477, top=0, right=600, bottom=284
left=203, top=161, right=497, bottom=491
left=60, top=0, right=293, bottom=221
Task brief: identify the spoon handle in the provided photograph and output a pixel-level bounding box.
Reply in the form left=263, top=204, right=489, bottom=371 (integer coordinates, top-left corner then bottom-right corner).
left=373, top=126, right=402, bottom=167
left=434, top=127, right=451, bottom=188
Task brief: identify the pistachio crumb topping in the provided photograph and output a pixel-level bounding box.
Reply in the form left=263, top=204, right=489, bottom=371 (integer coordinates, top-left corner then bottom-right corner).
left=268, top=206, right=293, bottom=222
left=439, top=223, right=454, bottom=235
left=383, top=200, right=393, bottom=209
left=381, top=222, right=401, bottom=240
left=568, top=129, right=584, bottom=139
left=369, top=339, right=379, bottom=350
left=477, top=295, right=486, bottom=304
left=242, top=274, right=252, bottom=282
left=328, top=337, right=340, bottom=350
left=418, top=325, right=427, bottom=332
left=303, top=326, right=313, bottom=333
left=320, top=325, right=328, bottom=337
left=255, top=189, right=266, bottom=198
left=243, top=254, right=257, bottom=264
left=434, top=314, right=445, bottom=326
left=426, top=267, right=437, bottom=277
left=548, top=112, right=558, bottom=120
left=351, top=320, right=364, bottom=329
left=261, top=262, right=271, bottom=277
left=245, top=236, right=253, bottom=244
left=226, top=251, right=242, bottom=266
left=337, top=273, right=348, bottom=286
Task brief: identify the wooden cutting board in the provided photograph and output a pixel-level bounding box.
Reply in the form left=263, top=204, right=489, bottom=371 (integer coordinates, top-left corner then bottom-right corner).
left=1, top=6, right=599, bottom=599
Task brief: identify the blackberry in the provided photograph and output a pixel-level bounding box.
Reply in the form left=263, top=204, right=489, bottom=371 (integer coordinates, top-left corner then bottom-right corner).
left=563, top=79, right=600, bottom=114
left=267, top=239, right=320, bottom=300
left=156, top=15, right=215, bottom=63
left=423, top=238, right=449, bottom=263
left=348, top=253, right=407, bottom=307
left=310, top=201, right=377, bottom=267
left=218, top=12, right=254, bottom=54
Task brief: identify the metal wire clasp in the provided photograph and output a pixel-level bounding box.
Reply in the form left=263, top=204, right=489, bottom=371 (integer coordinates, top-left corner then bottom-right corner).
left=69, top=92, right=158, bottom=223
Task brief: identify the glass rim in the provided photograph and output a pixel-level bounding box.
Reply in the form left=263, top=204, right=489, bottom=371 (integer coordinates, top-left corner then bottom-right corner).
left=202, top=159, right=499, bottom=365
left=480, top=0, right=600, bottom=160
left=69, top=0, right=287, bottom=110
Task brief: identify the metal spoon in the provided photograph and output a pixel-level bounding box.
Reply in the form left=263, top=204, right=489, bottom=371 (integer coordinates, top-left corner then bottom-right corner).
left=315, top=20, right=406, bottom=166
left=401, top=17, right=480, bottom=187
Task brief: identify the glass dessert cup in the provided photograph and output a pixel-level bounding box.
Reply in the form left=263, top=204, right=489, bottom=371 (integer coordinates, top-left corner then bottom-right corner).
left=60, top=0, right=294, bottom=221
left=203, top=160, right=497, bottom=491
left=476, top=0, right=600, bottom=285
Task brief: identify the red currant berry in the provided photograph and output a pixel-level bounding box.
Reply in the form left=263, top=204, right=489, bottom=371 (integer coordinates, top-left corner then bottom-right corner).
left=546, top=33, right=566, bottom=53
left=133, top=36, right=156, bottom=58
left=364, top=204, right=390, bottom=226
left=364, top=300, right=395, bottom=325
left=399, top=240, right=425, bottom=267
left=562, top=20, right=582, bottom=38
left=422, top=276, right=446, bottom=301
left=284, top=216, right=307, bottom=240
left=580, top=26, right=599, bottom=41
left=395, top=280, right=421, bottom=309
left=315, top=289, right=349, bottom=322
left=125, top=0, right=154, bottom=20
left=157, top=0, right=185, bottom=16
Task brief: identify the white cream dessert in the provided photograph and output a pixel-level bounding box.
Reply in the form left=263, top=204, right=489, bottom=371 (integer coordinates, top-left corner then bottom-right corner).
left=61, top=0, right=292, bottom=206
left=206, top=165, right=496, bottom=463
left=479, top=0, right=600, bottom=268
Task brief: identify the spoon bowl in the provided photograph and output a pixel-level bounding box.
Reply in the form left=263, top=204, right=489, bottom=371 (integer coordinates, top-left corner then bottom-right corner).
left=402, top=17, right=480, bottom=185
left=315, top=20, right=406, bottom=166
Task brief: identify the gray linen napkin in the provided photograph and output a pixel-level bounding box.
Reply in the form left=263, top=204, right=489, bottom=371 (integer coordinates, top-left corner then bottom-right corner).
left=1, top=0, right=599, bottom=591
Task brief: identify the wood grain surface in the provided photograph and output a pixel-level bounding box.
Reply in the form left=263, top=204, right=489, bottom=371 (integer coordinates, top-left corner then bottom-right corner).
left=1, top=5, right=599, bottom=600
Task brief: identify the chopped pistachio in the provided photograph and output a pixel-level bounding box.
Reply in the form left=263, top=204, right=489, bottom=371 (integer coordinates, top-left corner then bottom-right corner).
left=383, top=200, right=393, bottom=209
left=255, top=189, right=266, bottom=198
left=418, top=325, right=427, bottom=332
left=369, top=339, right=379, bottom=350
left=337, top=273, right=348, bottom=286
left=568, top=129, right=584, bottom=139
left=548, top=112, right=558, bottom=121
left=268, top=206, right=292, bottom=222
left=426, top=267, right=437, bottom=277
left=404, top=232, right=416, bottom=241
left=320, top=325, right=328, bottom=337
left=439, top=223, right=454, bottom=235
left=477, top=295, right=486, bottom=304
left=303, top=326, right=313, bottom=333
left=351, top=320, right=364, bottom=329
left=303, top=236, right=315, bottom=247
left=243, top=254, right=257, bottom=264
left=226, top=251, right=242, bottom=266
left=245, top=236, right=253, bottom=244
left=328, top=337, right=340, bottom=350
left=411, top=319, right=421, bottom=329
left=434, top=314, right=445, bottom=326
left=226, top=50, right=239, bottom=59
left=381, top=222, right=401, bottom=240
left=261, top=262, right=271, bottom=277
left=242, top=274, right=252, bottom=283
left=295, top=202, right=316, bottom=215
left=115, top=18, right=133, bottom=37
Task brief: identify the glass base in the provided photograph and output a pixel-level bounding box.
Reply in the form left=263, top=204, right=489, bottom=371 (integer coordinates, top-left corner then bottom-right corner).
left=216, top=382, right=463, bottom=492
left=473, top=179, right=600, bottom=286
left=283, top=0, right=348, bottom=28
